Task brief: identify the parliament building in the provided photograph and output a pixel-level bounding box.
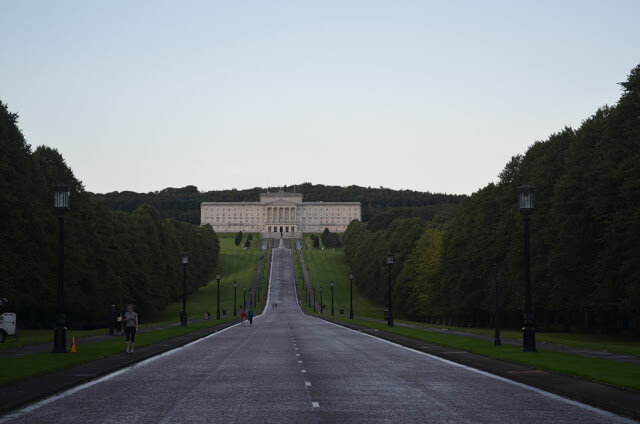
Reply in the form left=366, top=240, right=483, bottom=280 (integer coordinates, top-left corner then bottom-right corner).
left=200, top=192, right=361, bottom=238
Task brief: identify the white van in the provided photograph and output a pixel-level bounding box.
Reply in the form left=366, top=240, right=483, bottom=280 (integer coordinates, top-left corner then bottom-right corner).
left=0, top=312, right=17, bottom=342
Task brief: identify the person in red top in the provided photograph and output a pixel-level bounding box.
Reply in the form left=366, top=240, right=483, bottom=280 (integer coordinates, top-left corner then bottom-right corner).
left=240, top=309, right=247, bottom=327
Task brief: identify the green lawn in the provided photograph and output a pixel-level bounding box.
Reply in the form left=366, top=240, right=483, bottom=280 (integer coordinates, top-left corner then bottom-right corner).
left=298, top=245, right=381, bottom=318
left=395, top=321, right=640, bottom=357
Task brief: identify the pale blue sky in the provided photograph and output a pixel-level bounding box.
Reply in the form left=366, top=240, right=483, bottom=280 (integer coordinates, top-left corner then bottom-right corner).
left=2, top=1, right=639, bottom=195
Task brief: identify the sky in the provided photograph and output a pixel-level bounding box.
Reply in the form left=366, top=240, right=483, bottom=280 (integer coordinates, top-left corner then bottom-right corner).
left=2, top=1, right=639, bottom=195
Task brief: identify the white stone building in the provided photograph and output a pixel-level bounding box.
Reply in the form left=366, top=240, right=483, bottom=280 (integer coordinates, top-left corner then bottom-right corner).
left=200, top=192, right=361, bottom=238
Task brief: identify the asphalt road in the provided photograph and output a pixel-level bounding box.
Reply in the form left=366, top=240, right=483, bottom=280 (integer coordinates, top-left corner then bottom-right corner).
left=1, top=239, right=634, bottom=423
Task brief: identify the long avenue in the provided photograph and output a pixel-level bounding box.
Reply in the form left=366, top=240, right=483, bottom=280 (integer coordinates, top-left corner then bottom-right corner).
left=1, top=240, right=633, bottom=423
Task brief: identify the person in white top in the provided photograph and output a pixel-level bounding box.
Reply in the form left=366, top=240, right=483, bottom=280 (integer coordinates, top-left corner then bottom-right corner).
left=124, top=304, right=138, bottom=353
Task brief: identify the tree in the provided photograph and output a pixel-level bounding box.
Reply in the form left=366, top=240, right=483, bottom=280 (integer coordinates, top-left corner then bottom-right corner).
left=234, top=231, right=243, bottom=246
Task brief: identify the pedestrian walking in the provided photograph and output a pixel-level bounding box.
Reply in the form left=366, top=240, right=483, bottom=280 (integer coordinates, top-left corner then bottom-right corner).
left=124, top=304, right=138, bottom=353
left=240, top=309, right=247, bottom=327
left=248, top=308, right=254, bottom=326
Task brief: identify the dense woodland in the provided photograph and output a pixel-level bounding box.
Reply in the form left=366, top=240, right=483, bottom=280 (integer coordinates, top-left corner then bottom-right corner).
left=345, top=65, right=640, bottom=334
left=3, top=64, right=639, bottom=334
left=0, top=102, right=220, bottom=328
left=96, top=183, right=465, bottom=224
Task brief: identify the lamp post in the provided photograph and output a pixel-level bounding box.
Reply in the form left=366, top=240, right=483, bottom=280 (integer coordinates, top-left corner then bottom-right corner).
left=320, top=286, right=323, bottom=314
left=53, top=184, right=70, bottom=353
left=233, top=281, right=237, bottom=316
left=216, top=273, right=222, bottom=320
left=330, top=281, right=335, bottom=316
left=349, top=272, right=354, bottom=319
left=494, top=265, right=501, bottom=346
left=312, top=288, right=316, bottom=313
left=243, top=287, right=246, bottom=311
left=518, top=184, right=536, bottom=352
left=181, top=252, right=189, bottom=326
left=386, top=252, right=394, bottom=327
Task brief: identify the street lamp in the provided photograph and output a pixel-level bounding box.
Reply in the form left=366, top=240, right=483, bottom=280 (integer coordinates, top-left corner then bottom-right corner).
left=518, top=184, right=536, bottom=352
left=216, top=273, right=222, bottom=320
left=53, top=184, right=70, bottom=353
left=494, top=265, right=501, bottom=346
left=181, top=252, right=189, bottom=326
left=320, top=286, right=323, bottom=314
left=243, top=287, right=246, bottom=311
left=330, top=281, right=335, bottom=316
left=233, top=281, right=237, bottom=316
left=312, top=288, right=316, bottom=313
left=349, top=272, right=354, bottom=319
left=386, top=252, right=394, bottom=327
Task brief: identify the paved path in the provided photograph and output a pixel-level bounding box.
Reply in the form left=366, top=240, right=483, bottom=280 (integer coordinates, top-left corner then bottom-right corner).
left=1, top=242, right=635, bottom=423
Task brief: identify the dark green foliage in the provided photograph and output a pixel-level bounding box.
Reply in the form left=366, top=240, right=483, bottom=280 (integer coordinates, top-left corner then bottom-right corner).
left=324, top=232, right=342, bottom=248
left=235, top=231, right=243, bottom=246
left=96, top=184, right=465, bottom=224
left=321, top=228, right=330, bottom=246
left=343, top=64, right=640, bottom=333
left=244, top=238, right=251, bottom=248
left=311, top=235, right=320, bottom=249
left=0, top=101, right=219, bottom=328
left=344, top=218, right=430, bottom=305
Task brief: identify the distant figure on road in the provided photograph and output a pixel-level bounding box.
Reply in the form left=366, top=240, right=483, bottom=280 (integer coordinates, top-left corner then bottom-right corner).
left=248, top=308, right=254, bottom=326
left=124, top=304, right=138, bottom=353
left=204, top=311, right=210, bottom=320
left=240, top=309, right=247, bottom=327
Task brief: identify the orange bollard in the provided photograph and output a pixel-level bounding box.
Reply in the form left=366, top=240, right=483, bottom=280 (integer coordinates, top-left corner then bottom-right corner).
left=70, top=336, right=77, bottom=353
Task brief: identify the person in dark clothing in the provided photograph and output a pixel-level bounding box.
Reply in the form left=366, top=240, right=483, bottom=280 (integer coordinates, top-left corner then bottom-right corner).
left=247, top=308, right=254, bottom=326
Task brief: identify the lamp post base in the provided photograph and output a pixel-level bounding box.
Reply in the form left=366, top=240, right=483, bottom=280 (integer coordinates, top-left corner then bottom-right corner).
left=180, top=310, right=188, bottom=327
left=53, top=314, right=67, bottom=353
left=522, top=314, right=536, bottom=352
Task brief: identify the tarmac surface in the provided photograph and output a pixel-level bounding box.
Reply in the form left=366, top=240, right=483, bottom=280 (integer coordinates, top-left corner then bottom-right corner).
left=0, top=240, right=638, bottom=422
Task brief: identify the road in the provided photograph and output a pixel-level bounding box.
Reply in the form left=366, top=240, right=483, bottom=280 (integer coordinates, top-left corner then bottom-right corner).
left=1, top=239, right=633, bottom=423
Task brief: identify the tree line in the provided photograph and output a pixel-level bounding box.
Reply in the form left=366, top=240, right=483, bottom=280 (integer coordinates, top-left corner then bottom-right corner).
left=0, top=101, right=220, bottom=328
left=344, top=64, right=640, bottom=334
left=95, top=183, right=466, bottom=224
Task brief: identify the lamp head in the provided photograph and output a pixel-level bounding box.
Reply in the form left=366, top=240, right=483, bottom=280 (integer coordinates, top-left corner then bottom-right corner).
left=386, top=252, right=394, bottom=265
left=517, top=184, right=534, bottom=214
left=53, top=184, right=70, bottom=215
